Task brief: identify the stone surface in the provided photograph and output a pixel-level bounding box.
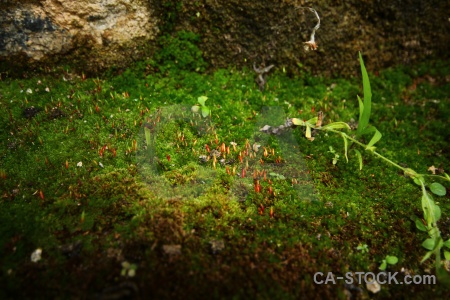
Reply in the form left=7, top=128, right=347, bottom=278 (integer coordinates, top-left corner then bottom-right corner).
left=0, top=0, right=448, bottom=76
left=170, top=0, right=449, bottom=76
left=0, top=0, right=158, bottom=72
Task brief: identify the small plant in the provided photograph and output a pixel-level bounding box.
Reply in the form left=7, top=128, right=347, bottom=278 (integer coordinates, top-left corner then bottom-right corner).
left=327, top=146, right=340, bottom=165
left=379, top=255, right=398, bottom=271
left=261, top=52, right=450, bottom=279
left=356, top=243, right=369, bottom=254
left=191, top=96, right=210, bottom=117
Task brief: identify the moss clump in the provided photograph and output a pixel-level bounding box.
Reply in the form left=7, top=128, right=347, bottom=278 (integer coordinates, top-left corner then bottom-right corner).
left=0, top=49, right=449, bottom=298
left=154, top=31, right=208, bottom=73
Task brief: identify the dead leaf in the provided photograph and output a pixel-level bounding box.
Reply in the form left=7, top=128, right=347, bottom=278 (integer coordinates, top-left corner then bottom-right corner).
left=428, top=165, right=437, bottom=175
left=316, top=111, right=323, bottom=128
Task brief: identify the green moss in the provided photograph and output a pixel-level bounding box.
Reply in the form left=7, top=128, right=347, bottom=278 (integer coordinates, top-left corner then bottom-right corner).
left=0, top=56, right=449, bottom=298
left=153, top=31, right=208, bottom=74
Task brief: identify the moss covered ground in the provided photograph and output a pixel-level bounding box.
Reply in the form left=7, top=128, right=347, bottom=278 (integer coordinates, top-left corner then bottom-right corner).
left=0, top=36, right=449, bottom=299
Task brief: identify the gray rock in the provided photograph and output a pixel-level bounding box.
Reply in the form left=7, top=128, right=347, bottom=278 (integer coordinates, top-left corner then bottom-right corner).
left=0, top=0, right=158, bottom=71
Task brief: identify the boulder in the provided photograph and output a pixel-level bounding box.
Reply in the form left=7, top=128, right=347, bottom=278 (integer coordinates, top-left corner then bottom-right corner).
left=0, top=0, right=158, bottom=73
left=0, top=0, right=448, bottom=76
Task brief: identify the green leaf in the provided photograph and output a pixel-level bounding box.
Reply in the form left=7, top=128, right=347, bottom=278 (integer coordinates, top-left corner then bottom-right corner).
left=433, top=203, right=441, bottom=222
left=365, top=129, right=382, bottom=150
left=429, top=227, right=440, bottom=239
left=351, top=149, right=363, bottom=170
left=356, top=52, right=372, bottom=137
left=430, top=182, right=446, bottom=196
left=445, top=173, right=450, bottom=181
left=415, top=218, right=427, bottom=232
left=444, top=251, right=450, bottom=261
left=360, top=125, right=376, bottom=135
left=321, top=122, right=351, bottom=130
left=421, top=182, right=441, bottom=225
left=357, top=95, right=364, bottom=123
left=444, top=239, right=450, bottom=248
left=422, top=238, right=435, bottom=251
left=413, top=176, right=422, bottom=186
left=386, top=255, right=398, bottom=265
left=421, top=192, right=434, bottom=225
left=420, top=250, right=433, bottom=264
left=201, top=106, right=210, bottom=118
left=291, top=118, right=305, bottom=126
left=379, top=260, right=387, bottom=271
left=332, top=154, right=339, bottom=165
left=306, top=117, right=318, bottom=126
left=198, top=96, right=208, bottom=106
left=342, top=134, right=348, bottom=163
left=305, top=125, right=312, bottom=139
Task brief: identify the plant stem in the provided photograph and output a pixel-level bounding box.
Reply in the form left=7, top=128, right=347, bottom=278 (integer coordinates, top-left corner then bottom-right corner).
left=420, top=174, right=450, bottom=182
left=320, top=128, right=449, bottom=184
left=327, top=129, right=408, bottom=172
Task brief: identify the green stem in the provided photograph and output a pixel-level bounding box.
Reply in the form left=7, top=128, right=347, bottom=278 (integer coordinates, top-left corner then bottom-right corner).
left=304, top=123, right=448, bottom=269
left=420, top=174, right=450, bottom=182
left=371, top=151, right=407, bottom=172
left=310, top=125, right=448, bottom=183
left=327, top=129, right=408, bottom=172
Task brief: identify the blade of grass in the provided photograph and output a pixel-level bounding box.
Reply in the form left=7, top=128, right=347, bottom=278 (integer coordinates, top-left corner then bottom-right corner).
left=357, top=52, right=372, bottom=137
left=342, top=134, right=348, bottom=162
left=366, top=129, right=382, bottom=151
left=351, top=149, right=363, bottom=170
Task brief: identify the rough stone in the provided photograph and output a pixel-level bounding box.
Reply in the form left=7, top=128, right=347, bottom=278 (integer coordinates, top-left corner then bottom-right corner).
left=0, top=0, right=448, bottom=76
left=170, top=0, right=449, bottom=76
left=0, top=0, right=158, bottom=72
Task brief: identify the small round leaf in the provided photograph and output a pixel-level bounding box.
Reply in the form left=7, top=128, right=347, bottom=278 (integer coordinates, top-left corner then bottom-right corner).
left=422, top=238, right=435, bottom=251
left=201, top=106, right=210, bottom=118
left=379, top=260, right=387, bottom=271
left=415, top=219, right=427, bottom=232
left=430, top=182, right=446, bottom=196
left=386, top=255, right=398, bottom=265
left=198, top=96, right=208, bottom=106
